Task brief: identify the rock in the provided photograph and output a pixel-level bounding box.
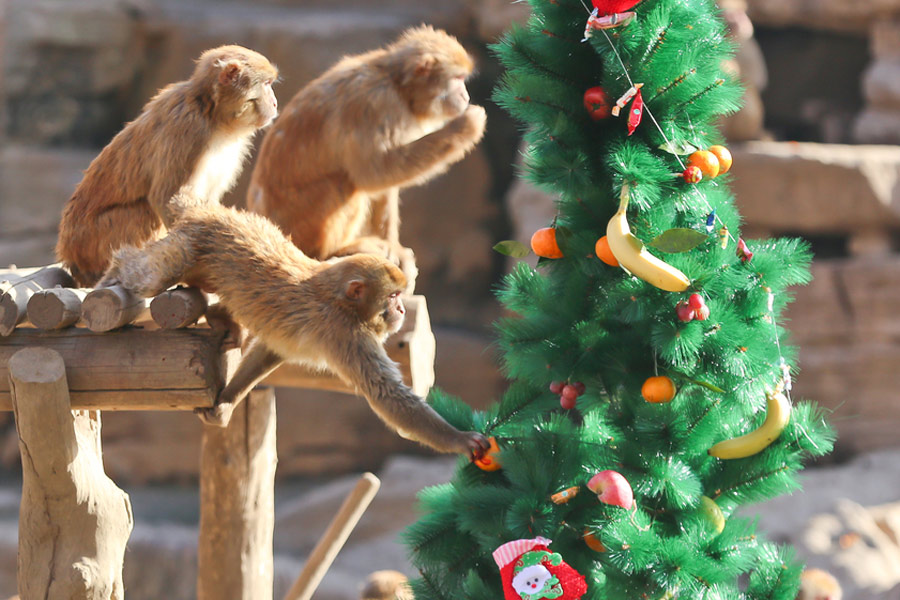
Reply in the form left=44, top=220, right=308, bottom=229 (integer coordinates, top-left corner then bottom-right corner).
left=730, top=142, right=900, bottom=233
left=0, top=146, right=94, bottom=236
left=746, top=0, right=900, bottom=33
left=5, top=0, right=151, bottom=145
left=855, top=108, right=900, bottom=145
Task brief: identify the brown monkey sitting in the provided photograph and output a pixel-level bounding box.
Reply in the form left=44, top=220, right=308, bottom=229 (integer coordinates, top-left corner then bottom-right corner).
left=247, top=25, right=487, bottom=289
left=98, top=197, right=491, bottom=459
left=57, top=45, right=279, bottom=286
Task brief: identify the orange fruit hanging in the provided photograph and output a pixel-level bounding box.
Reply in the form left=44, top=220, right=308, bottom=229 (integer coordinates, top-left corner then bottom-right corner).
left=474, top=436, right=502, bottom=471
left=531, top=227, right=564, bottom=259
left=641, top=375, right=677, bottom=403
left=688, top=150, right=720, bottom=179
left=583, top=530, right=606, bottom=552
left=594, top=235, right=619, bottom=266
left=708, top=145, right=733, bottom=174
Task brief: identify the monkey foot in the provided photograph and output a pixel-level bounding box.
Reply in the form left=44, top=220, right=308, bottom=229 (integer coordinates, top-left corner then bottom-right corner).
left=195, top=403, right=235, bottom=428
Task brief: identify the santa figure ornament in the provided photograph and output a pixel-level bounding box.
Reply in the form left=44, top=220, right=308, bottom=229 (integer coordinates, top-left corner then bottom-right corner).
left=494, top=537, right=588, bottom=600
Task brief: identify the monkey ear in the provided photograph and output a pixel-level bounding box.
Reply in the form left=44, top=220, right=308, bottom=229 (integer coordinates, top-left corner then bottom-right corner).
left=413, top=54, right=438, bottom=78
left=345, top=279, right=367, bottom=301
left=218, top=61, right=243, bottom=86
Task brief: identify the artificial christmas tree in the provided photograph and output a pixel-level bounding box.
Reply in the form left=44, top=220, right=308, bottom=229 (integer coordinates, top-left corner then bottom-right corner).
left=404, top=0, right=835, bottom=598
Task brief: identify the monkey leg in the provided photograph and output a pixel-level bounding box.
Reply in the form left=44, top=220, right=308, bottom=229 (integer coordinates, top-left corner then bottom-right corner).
left=99, top=230, right=195, bottom=298
left=196, top=337, right=284, bottom=427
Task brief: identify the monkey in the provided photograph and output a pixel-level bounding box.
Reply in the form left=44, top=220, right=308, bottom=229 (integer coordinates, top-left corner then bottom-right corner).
left=246, top=25, right=487, bottom=290
left=797, top=568, right=842, bottom=600
left=56, top=45, right=279, bottom=287
left=97, top=195, right=491, bottom=459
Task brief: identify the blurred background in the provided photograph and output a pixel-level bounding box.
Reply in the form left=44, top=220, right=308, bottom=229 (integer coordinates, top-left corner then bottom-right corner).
left=0, top=0, right=899, bottom=598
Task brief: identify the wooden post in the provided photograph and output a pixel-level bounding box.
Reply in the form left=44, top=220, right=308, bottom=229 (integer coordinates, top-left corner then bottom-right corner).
left=150, top=286, right=208, bottom=329
left=284, top=473, right=381, bottom=600
left=9, top=347, right=133, bottom=599
left=82, top=285, right=149, bottom=332
left=0, top=266, right=74, bottom=335
left=198, top=386, right=277, bottom=600
left=27, top=287, right=88, bottom=330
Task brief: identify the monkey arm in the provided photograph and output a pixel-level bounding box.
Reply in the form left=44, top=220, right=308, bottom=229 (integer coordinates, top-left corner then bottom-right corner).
left=330, top=336, right=488, bottom=456
left=347, top=105, right=486, bottom=192
left=196, top=337, right=284, bottom=427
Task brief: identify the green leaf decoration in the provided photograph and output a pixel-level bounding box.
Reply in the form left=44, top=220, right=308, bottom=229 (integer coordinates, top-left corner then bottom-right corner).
left=650, top=228, right=708, bottom=253
left=493, top=240, right=531, bottom=258
left=658, top=140, right=698, bottom=155
left=689, top=379, right=727, bottom=394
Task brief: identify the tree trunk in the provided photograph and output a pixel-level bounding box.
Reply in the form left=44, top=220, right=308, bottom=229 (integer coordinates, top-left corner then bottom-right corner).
left=9, top=346, right=133, bottom=600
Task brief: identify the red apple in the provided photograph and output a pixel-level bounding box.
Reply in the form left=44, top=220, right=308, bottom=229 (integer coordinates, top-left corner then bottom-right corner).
left=587, top=470, right=634, bottom=509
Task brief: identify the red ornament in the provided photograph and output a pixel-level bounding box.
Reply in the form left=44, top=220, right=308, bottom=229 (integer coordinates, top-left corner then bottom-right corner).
left=560, top=395, right=577, bottom=410
left=626, top=88, right=644, bottom=136
left=549, top=381, right=565, bottom=395
left=583, top=86, right=611, bottom=121
left=695, top=305, right=711, bottom=321
left=494, top=537, right=588, bottom=600
left=683, top=166, right=703, bottom=183
left=572, top=382, right=586, bottom=395
left=676, top=301, right=694, bottom=322
left=688, top=293, right=705, bottom=310
left=592, top=0, right=643, bottom=15
left=736, top=238, right=753, bottom=263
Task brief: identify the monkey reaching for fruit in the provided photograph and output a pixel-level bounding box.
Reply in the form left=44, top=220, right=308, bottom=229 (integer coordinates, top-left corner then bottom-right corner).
left=56, top=45, right=279, bottom=286
left=247, top=25, right=486, bottom=290
left=98, top=196, right=490, bottom=458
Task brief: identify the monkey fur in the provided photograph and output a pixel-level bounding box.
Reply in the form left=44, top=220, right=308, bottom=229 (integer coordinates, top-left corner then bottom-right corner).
left=247, top=25, right=486, bottom=289
left=57, top=45, right=279, bottom=287
left=99, top=196, right=491, bottom=459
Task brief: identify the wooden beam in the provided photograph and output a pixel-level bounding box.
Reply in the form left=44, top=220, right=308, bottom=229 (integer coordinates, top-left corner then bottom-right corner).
left=82, top=285, right=150, bottom=332
left=198, top=386, right=276, bottom=600
left=151, top=287, right=208, bottom=329
left=0, top=327, right=230, bottom=410
left=0, top=265, right=75, bottom=335
left=263, top=295, right=436, bottom=397
left=10, top=347, right=133, bottom=599
left=27, top=288, right=88, bottom=330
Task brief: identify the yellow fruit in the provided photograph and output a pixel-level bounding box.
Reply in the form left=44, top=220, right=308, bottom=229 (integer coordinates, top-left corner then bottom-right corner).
left=642, top=375, right=677, bottom=403
left=688, top=150, right=720, bottom=179
left=531, top=227, right=564, bottom=259
left=605, top=185, right=690, bottom=292
left=708, top=145, right=732, bottom=174
left=594, top=236, right=619, bottom=266
left=708, top=392, right=791, bottom=459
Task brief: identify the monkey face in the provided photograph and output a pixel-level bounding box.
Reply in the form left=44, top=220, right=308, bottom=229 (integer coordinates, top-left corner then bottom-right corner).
left=383, top=291, right=406, bottom=334
left=438, top=75, right=470, bottom=119
left=253, top=80, right=279, bottom=127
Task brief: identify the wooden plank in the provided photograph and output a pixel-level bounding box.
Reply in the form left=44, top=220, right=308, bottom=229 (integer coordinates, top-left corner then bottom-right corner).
left=0, top=327, right=228, bottom=410
left=0, top=265, right=75, bottom=335
left=263, top=295, right=436, bottom=397
left=151, top=287, right=208, bottom=329
left=82, top=285, right=150, bottom=332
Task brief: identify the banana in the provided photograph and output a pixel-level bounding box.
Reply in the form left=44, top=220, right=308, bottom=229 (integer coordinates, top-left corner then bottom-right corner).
left=708, top=392, right=791, bottom=459
left=605, top=185, right=691, bottom=292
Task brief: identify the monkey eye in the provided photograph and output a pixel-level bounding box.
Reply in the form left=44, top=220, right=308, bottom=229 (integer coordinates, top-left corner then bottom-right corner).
left=389, top=291, right=402, bottom=299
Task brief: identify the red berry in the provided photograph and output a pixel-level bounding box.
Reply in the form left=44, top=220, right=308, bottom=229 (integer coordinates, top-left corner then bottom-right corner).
left=572, top=382, right=586, bottom=395
left=676, top=301, right=695, bottom=322
left=562, top=385, right=579, bottom=401
left=695, top=305, right=711, bottom=321
left=583, top=86, right=611, bottom=121
left=688, top=293, right=705, bottom=310
left=560, top=395, right=577, bottom=410
left=549, top=381, right=565, bottom=395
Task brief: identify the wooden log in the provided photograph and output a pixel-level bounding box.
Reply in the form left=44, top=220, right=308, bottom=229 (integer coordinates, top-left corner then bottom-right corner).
left=284, top=473, right=381, bottom=600
left=26, top=287, right=88, bottom=330
left=0, top=265, right=74, bottom=335
left=151, top=286, right=208, bottom=329
left=10, top=347, right=133, bottom=599
left=263, top=295, right=436, bottom=397
left=198, top=386, right=277, bottom=600
left=0, top=327, right=231, bottom=410
left=82, top=285, right=149, bottom=332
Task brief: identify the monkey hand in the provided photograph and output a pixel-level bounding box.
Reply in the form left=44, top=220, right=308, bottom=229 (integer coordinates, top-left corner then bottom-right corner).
left=462, top=431, right=491, bottom=461
left=195, top=402, right=236, bottom=428
left=446, top=104, right=486, bottom=146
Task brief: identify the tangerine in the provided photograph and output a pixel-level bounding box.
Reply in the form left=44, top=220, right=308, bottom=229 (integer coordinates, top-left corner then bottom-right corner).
left=641, top=375, right=677, bottom=403
left=708, top=145, right=732, bottom=174
left=531, top=227, right=564, bottom=259
left=594, top=235, right=619, bottom=266
left=688, top=150, right=720, bottom=179
left=584, top=530, right=606, bottom=552
left=474, top=436, right=502, bottom=471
